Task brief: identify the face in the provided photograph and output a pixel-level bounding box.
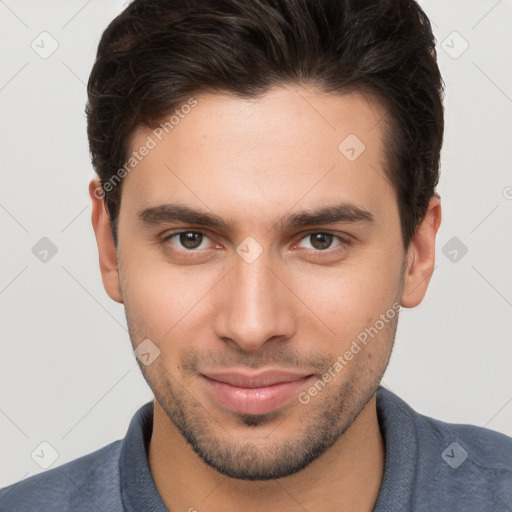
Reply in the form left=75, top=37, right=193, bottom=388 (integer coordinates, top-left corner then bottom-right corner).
left=98, top=86, right=410, bottom=480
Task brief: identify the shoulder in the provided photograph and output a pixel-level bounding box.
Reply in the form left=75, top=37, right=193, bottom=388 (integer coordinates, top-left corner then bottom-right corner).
left=0, top=441, right=124, bottom=512
left=376, top=387, right=512, bottom=510
left=416, top=410, right=512, bottom=468
left=412, top=402, right=512, bottom=509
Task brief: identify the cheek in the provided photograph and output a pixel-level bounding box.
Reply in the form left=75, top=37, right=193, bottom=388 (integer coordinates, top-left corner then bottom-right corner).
left=291, top=248, right=402, bottom=342
left=120, top=257, right=219, bottom=341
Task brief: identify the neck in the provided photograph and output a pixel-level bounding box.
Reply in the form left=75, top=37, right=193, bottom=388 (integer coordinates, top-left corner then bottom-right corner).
left=148, top=393, right=384, bottom=512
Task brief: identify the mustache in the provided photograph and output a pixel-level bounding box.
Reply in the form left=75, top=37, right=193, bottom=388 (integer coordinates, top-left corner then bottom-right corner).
left=179, top=345, right=333, bottom=374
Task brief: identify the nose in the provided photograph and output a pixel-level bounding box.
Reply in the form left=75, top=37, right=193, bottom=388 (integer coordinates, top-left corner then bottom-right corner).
left=212, top=251, right=297, bottom=352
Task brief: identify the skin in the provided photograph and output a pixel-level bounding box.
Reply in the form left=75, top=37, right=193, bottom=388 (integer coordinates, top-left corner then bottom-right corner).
left=89, top=85, right=441, bottom=511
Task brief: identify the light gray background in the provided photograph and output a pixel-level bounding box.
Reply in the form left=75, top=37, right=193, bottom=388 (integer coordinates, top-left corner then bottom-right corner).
left=1, top=0, right=511, bottom=488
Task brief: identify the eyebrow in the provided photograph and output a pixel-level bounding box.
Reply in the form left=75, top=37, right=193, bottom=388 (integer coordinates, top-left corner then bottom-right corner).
left=137, top=202, right=374, bottom=231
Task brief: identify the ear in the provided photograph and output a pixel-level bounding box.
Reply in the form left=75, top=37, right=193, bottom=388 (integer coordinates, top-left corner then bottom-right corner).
left=401, top=195, right=442, bottom=308
left=89, top=178, right=123, bottom=304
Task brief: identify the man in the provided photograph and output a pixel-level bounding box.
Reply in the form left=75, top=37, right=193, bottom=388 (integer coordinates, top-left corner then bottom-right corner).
left=1, top=0, right=511, bottom=510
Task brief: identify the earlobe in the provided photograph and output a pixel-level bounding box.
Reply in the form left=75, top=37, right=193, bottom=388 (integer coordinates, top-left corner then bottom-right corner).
left=401, top=196, right=442, bottom=308
left=88, top=178, right=124, bottom=304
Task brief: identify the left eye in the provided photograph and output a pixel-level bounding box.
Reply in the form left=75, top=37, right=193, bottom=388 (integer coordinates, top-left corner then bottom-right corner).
left=296, top=232, right=344, bottom=251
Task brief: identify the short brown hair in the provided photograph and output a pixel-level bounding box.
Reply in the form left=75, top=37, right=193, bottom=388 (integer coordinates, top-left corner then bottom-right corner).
left=86, top=0, right=444, bottom=248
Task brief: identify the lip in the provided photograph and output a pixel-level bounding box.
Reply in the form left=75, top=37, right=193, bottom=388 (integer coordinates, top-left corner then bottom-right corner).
left=200, top=369, right=314, bottom=415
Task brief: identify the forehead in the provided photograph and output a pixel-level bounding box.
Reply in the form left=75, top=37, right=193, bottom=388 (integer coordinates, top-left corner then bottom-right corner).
left=121, top=86, right=395, bottom=228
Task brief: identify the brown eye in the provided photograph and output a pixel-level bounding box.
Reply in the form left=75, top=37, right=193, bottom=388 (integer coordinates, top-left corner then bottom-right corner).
left=309, top=233, right=334, bottom=250
left=163, top=231, right=209, bottom=251
left=298, top=232, right=344, bottom=252
left=178, top=232, right=203, bottom=249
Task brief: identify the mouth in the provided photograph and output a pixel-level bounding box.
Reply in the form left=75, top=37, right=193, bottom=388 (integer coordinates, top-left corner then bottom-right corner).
left=200, top=369, right=314, bottom=415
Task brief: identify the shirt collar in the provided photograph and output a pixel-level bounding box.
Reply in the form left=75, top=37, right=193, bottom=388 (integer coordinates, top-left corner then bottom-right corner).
left=373, top=386, right=418, bottom=511
left=119, top=400, right=168, bottom=512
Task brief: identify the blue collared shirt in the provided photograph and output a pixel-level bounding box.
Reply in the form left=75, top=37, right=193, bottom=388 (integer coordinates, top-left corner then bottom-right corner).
left=1, top=386, right=511, bottom=511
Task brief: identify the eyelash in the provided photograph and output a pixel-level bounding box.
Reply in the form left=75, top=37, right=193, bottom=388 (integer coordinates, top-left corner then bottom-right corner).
left=160, top=230, right=352, bottom=257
